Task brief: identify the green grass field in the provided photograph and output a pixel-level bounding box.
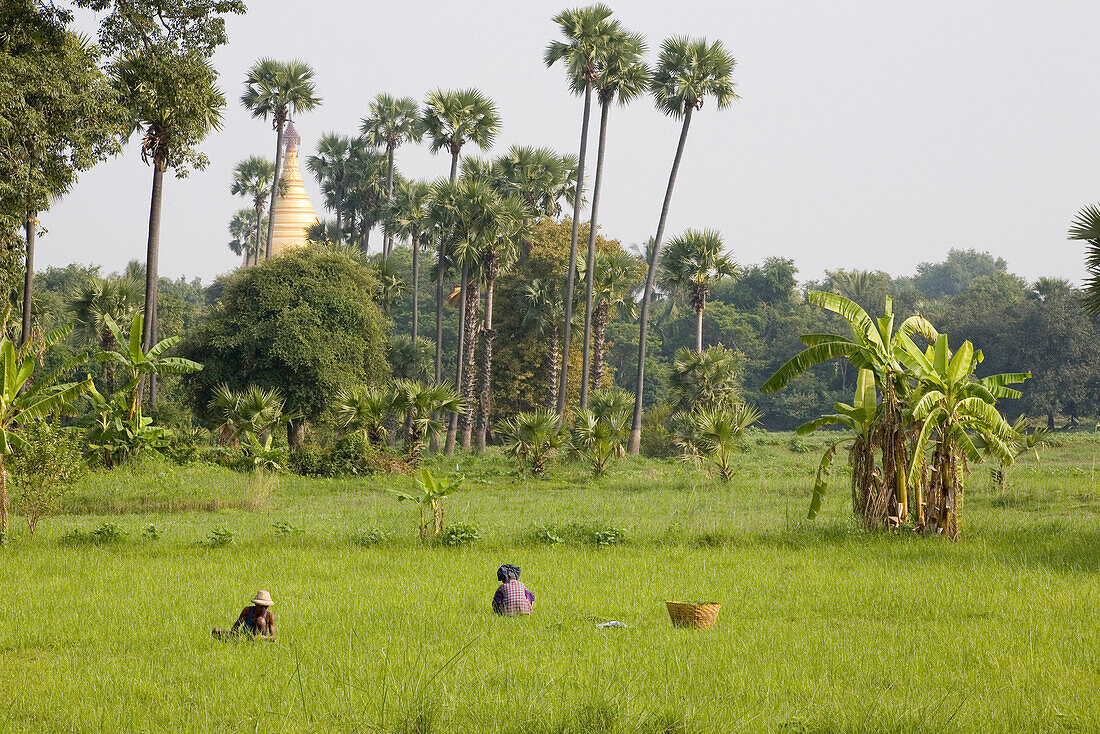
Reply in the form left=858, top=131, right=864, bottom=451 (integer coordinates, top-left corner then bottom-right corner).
left=2, top=432, right=1099, bottom=733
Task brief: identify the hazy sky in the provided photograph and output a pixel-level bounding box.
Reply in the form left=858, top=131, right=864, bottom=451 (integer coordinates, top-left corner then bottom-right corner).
left=44, top=0, right=1100, bottom=287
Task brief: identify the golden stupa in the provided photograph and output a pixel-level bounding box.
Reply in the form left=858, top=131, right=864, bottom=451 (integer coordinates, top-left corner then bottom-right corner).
left=269, top=120, right=320, bottom=256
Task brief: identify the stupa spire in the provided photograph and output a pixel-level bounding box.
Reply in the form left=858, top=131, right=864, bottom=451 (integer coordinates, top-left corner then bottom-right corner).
left=269, top=119, right=319, bottom=256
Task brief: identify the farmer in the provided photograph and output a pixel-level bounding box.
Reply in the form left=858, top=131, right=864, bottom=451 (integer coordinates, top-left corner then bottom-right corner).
left=212, top=590, right=276, bottom=640
left=492, top=564, right=534, bottom=616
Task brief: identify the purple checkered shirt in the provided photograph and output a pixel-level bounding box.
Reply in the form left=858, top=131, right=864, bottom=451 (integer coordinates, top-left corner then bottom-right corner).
left=492, top=580, right=534, bottom=615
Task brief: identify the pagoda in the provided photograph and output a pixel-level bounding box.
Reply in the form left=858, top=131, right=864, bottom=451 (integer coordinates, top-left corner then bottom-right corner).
left=269, top=120, right=320, bottom=256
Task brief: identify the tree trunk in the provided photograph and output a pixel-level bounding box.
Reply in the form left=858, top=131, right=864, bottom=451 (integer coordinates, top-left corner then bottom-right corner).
left=580, top=99, right=610, bottom=409
left=446, top=261, right=470, bottom=455
left=460, top=278, right=480, bottom=450
left=0, top=451, right=7, bottom=546
left=475, top=252, right=498, bottom=451
left=137, top=163, right=165, bottom=411
left=411, top=231, right=420, bottom=341
left=265, top=120, right=286, bottom=259
left=591, top=300, right=608, bottom=394
left=20, top=210, right=36, bottom=345
left=557, top=79, right=593, bottom=416
left=695, top=302, right=704, bottom=353
left=434, top=150, right=461, bottom=386
left=548, top=322, right=560, bottom=411
left=287, top=420, right=306, bottom=452
left=383, top=144, right=395, bottom=259
left=334, top=191, right=343, bottom=246
left=629, top=107, right=694, bottom=454
left=253, top=201, right=264, bottom=268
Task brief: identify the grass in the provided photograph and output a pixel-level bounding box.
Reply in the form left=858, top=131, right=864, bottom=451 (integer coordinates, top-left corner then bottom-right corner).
left=1, top=432, right=1099, bottom=732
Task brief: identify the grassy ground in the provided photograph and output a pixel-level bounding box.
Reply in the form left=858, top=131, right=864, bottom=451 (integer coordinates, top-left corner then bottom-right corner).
left=2, top=431, right=1099, bottom=733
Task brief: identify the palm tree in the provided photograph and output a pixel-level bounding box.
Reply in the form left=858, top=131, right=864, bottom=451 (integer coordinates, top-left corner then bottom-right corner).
left=67, top=276, right=143, bottom=385
left=1068, top=204, right=1100, bottom=315
left=681, top=404, right=761, bottom=481
left=475, top=195, right=532, bottom=450
left=496, top=408, right=566, bottom=476
left=571, top=386, right=633, bottom=475
left=658, top=228, right=738, bottom=352
left=544, top=3, right=622, bottom=415
left=230, top=155, right=277, bottom=266
left=361, top=94, right=423, bottom=260
left=241, top=58, right=322, bottom=258
left=579, top=31, right=650, bottom=408
left=112, top=51, right=224, bottom=408
left=587, top=250, right=640, bottom=392
left=227, top=208, right=259, bottom=265
left=390, top=379, right=465, bottom=465
left=420, top=88, right=501, bottom=385
left=629, top=36, right=739, bottom=454
left=335, top=385, right=396, bottom=447
left=387, top=179, right=433, bottom=341
left=306, top=133, right=354, bottom=244
left=343, top=140, right=388, bottom=252
left=522, top=278, right=565, bottom=410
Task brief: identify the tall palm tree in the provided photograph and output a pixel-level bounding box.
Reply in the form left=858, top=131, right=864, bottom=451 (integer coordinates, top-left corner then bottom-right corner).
left=112, top=51, right=224, bottom=408
left=476, top=194, right=532, bottom=450
left=588, top=249, right=641, bottom=392
left=658, top=228, right=737, bottom=352
left=306, top=133, right=353, bottom=244
left=491, top=146, right=577, bottom=265
left=1068, top=204, right=1100, bottom=315
left=229, top=155, right=276, bottom=266
left=343, top=140, right=388, bottom=252
left=421, top=88, right=501, bottom=387
left=240, top=59, right=321, bottom=259
left=522, top=278, right=565, bottom=411
left=579, top=31, right=650, bottom=408
left=67, top=275, right=143, bottom=386
left=544, top=3, right=622, bottom=415
left=628, top=37, right=739, bottom=454
left=361, top=94, right=423, bottom=260
left=387, top=178, right=434, bottom=342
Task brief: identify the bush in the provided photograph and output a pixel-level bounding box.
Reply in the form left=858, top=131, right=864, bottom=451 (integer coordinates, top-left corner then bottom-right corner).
left=351, top=528, right=391, bottom=546
left=289, top=433, right=387, bottom=477
left=142, top=524, right=159, bottom=541
left=272, top=521, right=300, bottom=535
left=161, top=427, right=210, bottom=464
left=787, top=434, right=812, bottom=454
left=203, top=527, right=234, bottom=547
left=527, top=522, right=626, bottom=547
left=640, top=403, right=678, bottom=458
left=438, top=522, right=480, bottom=547
left=62, top=523, right=126, bottom=546
left=10, top=421, right=85, bottom=537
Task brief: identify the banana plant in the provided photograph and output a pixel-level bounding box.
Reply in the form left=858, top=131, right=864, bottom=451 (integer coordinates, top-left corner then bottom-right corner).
left=97, top=314, right=202, bottom=420
left=896, top=332, right=1029, bottom=538
left=795, top=368, right=878, bottom=519
left=0, top=326, right=93, bottom=544
left=386, top=467, right=463, bottom=541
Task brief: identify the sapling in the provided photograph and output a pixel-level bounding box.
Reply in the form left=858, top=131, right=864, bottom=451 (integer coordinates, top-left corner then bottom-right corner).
left=387, top=467, right=462, bottom=541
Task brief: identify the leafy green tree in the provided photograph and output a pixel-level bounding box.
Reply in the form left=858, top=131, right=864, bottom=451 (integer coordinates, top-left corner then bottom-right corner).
left=630, top=36, right=739, bottom=454
left=75, top=0, right=245, bottom=57
left=0, top=4, right=122, bottom=345
left=0, top=325, right=92, bottom=543
left=579, top=30, right=649, bottom=408
left=342, top=139, right=387, bottom=252
left=420, top=88, right=500, bottom=384
left=361, top=94, right=423, bottom=259
left=912, top=248, right=1008, bottom=300
left=9, top=419, right=84, bottom=537
left=497, top=408, right=566, bottom=476
left=240, top=58, right=322, bottom=258
left=230, top=155, right=277, bottom=265
left=181, top=245, right=388, bottom=450
left=658, top=228, right=738, bottom=352
left=545, top=4, right=622, bottom=414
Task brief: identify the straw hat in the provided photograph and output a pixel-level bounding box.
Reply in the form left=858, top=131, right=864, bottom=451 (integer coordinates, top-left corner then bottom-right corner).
left=251, top=590, right=274, bottom=607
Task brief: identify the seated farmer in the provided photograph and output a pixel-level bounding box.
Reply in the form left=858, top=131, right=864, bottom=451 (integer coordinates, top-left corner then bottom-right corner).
left=212, top=590, right=276, bottom=640
left=492, top=564, right=534, bottom=616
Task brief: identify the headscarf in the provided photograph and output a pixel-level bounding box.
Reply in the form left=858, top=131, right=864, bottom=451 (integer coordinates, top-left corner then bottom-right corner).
left=497, top=564, right=521, bottom=582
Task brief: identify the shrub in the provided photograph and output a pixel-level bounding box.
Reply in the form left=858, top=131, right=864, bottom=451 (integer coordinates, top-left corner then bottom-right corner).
left=10, top=421, right=85, bottom=537
left=289, top=433, right=386, bottom=478
left=439, top=522, right=480, bottom=547
left=641, top=403, right=678, bottom=459
left=272, top=521, right=300, bottom=535
left=351, top=528, right=391, bottom=546
left=62, top=523, right=127, bottom=546
left=142, top=524, right=159, bottom=541
left=497, top=409, right=566, bottom=476
left=527, top=522, right=626, bottom=547
left=787, top=434, right=812, bottom=454
left=203, top=527, right=234, bottom=547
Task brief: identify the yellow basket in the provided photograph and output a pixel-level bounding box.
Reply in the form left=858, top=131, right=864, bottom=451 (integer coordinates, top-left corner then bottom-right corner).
left=665, top=601, right=721, bottom=630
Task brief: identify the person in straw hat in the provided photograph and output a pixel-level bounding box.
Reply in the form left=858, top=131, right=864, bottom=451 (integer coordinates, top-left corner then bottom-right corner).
left=212, top=590, right=276, bottom=640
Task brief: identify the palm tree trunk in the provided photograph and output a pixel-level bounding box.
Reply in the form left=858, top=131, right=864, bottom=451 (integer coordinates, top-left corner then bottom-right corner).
left=548, top=322, right=560, bottom=411
left=591, top=300, right=608, bottom=393
left=446, top=261, right=470, bottom=455
left=434, top=150, right=461, bottom=386
left=334, top=192, right=343, bottom=245
left=557, top=79, right=593, bottom=416
left=265, top=119, right=286, bottom=259
left=137, top=163, right=164, bottom=410
left=253, top=201, right=264, bottom=267
left=580, top=99, right=610, bottom=409
left=475, top=252, right=498, bottom=451
left=461, top=279, right=480, bottom=449
left=383, top=145, right=395, bottom=259
left=411, top=231, right=420, bottom=341
left=629, top=107, right=694, bottom=455
left=20, top=210, right=36, bottom=345
left=696, top=303, right=704, bottom=353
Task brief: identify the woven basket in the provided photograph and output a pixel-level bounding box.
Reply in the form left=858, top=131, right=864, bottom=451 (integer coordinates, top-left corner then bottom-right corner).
left=666, top=601, right=721, bottom=630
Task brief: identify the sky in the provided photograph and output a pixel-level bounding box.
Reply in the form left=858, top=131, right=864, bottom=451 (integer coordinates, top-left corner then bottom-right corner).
left=43, top=0, right=1100, bottom=287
